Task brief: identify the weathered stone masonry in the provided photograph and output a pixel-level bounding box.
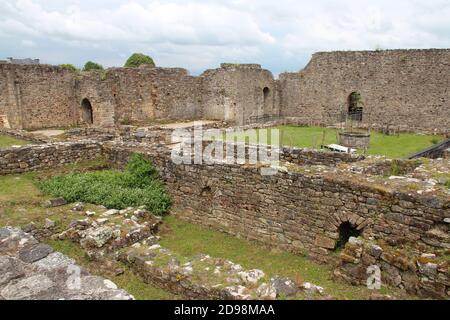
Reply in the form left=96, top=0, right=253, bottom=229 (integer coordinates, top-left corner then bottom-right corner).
left=1, top=49, right=448, bottom=132
left=1, top=141, right=449, bottom=298
left=104, top=143, right=450, bottom=263
left=0, top=141, right=102, bottom=174
left=2, top=141, right=448, bottom=263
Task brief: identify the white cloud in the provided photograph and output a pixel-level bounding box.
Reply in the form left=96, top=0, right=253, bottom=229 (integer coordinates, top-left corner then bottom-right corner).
left=0, top=0, right=449, bottom=74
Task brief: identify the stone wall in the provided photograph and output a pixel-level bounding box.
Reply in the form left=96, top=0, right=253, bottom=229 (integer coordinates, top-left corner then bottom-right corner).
left=280, top=49, right=450, bottom=134
left=103, top=143, right=450, bottom=264
left=0, top=64, right=77, bottom=129
left=334, top=237, right=449, bottom=299
left=200, top=64, right=278, bottom=125
left=0, top=141, right=102, bottom=174
left=1, top=49, right=449, bottom=132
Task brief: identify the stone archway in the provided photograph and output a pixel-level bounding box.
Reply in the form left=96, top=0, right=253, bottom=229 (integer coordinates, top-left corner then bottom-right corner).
left=81, top=98, right=93, bottom=125
left=348, top=92, right=363, bottom=122
left=263, top=87, right=270, bottom=115
left=314, top=212, right=370, bottom=252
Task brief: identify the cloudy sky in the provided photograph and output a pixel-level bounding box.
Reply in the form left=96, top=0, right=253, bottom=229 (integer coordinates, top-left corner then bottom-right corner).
left=1, top=0, right=449, bottom=75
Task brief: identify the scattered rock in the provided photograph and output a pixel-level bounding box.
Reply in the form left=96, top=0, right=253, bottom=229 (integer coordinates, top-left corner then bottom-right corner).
left=302, top=282, right=324, bottom=295
left=239, top=269, right=265, bottom=285
left=349, top=237, right=364, bottom=246
left=80, top=227, right=113, bottom=248
left=0, top=256, right=25, bottom=286
left=370, top=245, right=383, bottom=258
left=45, top=198, right=67, bottom=208
left=18, top=244, right=53, bottom=263
left=103, top=209, right=119, bottom=216
left=96, top=218, right=109, bottom=225
left=271, top=277, right=299, bottom=297
left=224, top=286, right=251, bottom=300
left=256, top=283, right=277, bottom=299
left=1, top=275, right=55, bottom=300
left=22, top=223, right=36, bottom=233
left=45, top=218, right=55, bottom=229
left=72, top=202, right=85, bottom=212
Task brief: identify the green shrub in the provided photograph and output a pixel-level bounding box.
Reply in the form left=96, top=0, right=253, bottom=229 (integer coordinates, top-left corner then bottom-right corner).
left=446, top=179, right=450, bottom=189
left=124, top=53, right=155, bottom=68
left=83, top=61, right=104, bottom=71
left=37, top=154, right=171, bottom=215
left=60, top=64, right=78, bottom=72
left=430, top=137, right=440, bottom=145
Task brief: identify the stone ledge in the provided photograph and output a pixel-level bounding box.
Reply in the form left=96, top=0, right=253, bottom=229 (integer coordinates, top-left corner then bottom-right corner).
left=0, top=227, right=133, bottom=300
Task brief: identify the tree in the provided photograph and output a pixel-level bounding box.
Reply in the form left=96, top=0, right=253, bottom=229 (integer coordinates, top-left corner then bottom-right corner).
left=59, top=64, right=78, bottom=72
left=83, top=61, right=104, bottom=71
left=124, top=53, right=155, bottom=68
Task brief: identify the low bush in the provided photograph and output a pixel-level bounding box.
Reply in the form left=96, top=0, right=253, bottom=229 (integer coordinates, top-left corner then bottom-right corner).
left=83, top=61, right=104, bottom=71
left=124, top=53, right=155, bottom=68
left=37, top=154, right=171, bottom=215
left=59, top=64, right=78, bottom=72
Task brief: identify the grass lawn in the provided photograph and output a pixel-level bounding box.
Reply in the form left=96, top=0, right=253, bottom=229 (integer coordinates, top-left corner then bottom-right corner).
left=218, top=126, right=444, bottom=159
left=160, top=215, right=409, bottom=300
left=0, top=134, right=31, bottom=148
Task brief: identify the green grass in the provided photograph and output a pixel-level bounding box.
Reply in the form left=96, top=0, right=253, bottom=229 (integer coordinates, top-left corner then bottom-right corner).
left=0, top=134, right=31, bottom=148
left=160, top=215, right=407, bottom=300
left=216, top=126, right=444, bottom=159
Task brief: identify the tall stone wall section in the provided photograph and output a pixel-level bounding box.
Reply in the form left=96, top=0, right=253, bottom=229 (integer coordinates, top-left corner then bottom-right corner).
left=0, top=64, right=77, bottom=129
left=103, top=67, right=202, bottom=123
left=201, top=64, right=279, bottom=125
left=280, top=49, right=450, bottom=133
left=1, top=49, right=449, bottom=132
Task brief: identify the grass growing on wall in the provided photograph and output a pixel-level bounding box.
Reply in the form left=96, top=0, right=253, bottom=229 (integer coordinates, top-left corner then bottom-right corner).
left=37, top=154, right=171, bottom=215
left=219, top=126, right=444, bottom=159
left=0, top=134, right=31, bottom=148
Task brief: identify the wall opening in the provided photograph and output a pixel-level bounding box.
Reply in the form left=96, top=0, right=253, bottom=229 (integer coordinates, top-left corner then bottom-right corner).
left=263, top=87, right=271, bottom=118
left=201, top=186, right=212, bottom=197
left=263, top=87, right=270, bottom=103
left=81, top=98, right=93, bottom=125
left=335, top=221, right=361, bottom=251
left=348, top=92, right=363, bottom=122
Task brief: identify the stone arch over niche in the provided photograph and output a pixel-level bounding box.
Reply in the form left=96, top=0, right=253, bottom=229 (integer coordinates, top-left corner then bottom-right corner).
left=263, top=87, right=271, bottom=115
left=348, top=92, right=363, bottom=122
left=314, top=212, right=370, bottom=252
left=80, top=98, right=93, bottom=125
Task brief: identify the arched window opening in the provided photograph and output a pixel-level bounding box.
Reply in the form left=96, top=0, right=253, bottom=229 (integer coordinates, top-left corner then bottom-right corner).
left=81, top=98, right=93, bottom=125
left=348, top=92, right=363, bottom=122
left=334, top=221, right=361, bottom=251
left=263, top=87, right=270, bottom=103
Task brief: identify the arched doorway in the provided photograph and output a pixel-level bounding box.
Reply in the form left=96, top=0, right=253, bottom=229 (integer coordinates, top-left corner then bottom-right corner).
left=348, top=92, right=363, bottom=122
left=263, top=87, right=270, bottom=116
left=335, top=221, right=361, bottom=251
left=81, top=98, right=93, bottom=125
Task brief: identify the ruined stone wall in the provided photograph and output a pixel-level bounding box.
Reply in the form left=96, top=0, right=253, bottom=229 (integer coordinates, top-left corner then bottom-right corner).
left=334, top=237, right=449, bottom=299
left=1, top=49, right=449, bottom=132
left=201, top=64, right=278, bottom=125
left=280, top=49, right=450, bottom=133
left=0, top=64, right=77, bottom=129
left=104, top=67, right=202, bottom=123
left=104, top=143, right=450, bottom=264
left=0, top=141, right=102, bottom=174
